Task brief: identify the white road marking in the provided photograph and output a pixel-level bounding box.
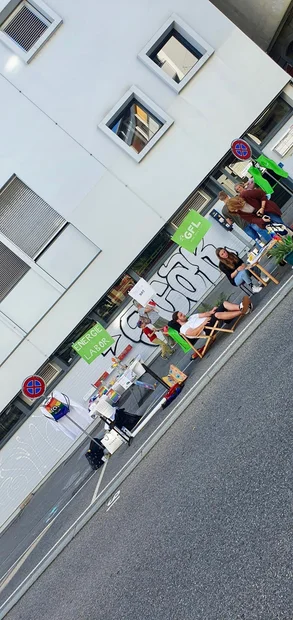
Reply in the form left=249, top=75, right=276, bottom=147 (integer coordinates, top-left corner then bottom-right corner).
left=106, top=490, right=120, bottom=511
left=0, top=471, right=96, bottom=588
left=90, top=458, right=109, bottom=505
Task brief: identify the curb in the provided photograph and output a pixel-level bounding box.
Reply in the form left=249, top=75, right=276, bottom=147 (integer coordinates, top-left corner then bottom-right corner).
left=1, top=274, right=293, bottom=619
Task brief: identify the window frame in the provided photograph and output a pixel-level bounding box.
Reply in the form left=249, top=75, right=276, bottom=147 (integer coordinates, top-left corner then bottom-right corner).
left=245, top=95, right=293, bottom=148
left=138, top=14, right=214, bottom=93
left=0, top=0, right=62, bottom=63
left=98, top=86, right=173, bottom=162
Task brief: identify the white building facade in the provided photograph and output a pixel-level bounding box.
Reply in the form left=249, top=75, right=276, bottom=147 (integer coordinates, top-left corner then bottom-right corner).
left=0, top=0, right=292, bottom=528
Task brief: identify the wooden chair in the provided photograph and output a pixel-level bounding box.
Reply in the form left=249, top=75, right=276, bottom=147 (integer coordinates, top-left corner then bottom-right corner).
left=181, top=313, right=244, bottom=359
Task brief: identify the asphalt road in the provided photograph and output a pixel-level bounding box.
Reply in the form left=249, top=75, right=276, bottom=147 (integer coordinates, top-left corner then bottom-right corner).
left=5, top=286, right=293, bottom=620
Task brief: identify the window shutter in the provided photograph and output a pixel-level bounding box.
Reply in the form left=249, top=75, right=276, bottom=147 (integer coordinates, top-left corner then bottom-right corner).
left=0, top=177, right=65, bottom=259
left=0, top=239, right=29, bottom=301
left=1, top=1, right=50, bottom=51
left=171, top=189, right=211, bottom=228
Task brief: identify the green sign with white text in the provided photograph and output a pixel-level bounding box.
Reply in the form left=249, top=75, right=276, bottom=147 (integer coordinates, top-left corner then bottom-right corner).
left=171, top=209, right=211, bottom=253
left=72, top=323, right=115, bottom=364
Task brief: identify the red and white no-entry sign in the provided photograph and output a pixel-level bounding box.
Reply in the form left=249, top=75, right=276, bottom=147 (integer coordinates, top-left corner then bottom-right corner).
left=231, top=139, right=252, bottom=161
left=22, top=375, right=46, bottom=399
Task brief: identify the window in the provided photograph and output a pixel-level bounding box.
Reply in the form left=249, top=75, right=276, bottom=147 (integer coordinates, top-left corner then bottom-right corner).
left=99, top=86, right=173, bottom=162
left=131, top=230, right=173, bottom=277
left=138, top=15, right=214, bottom=92
left=0, top=238, right=29, bottom=301
left=273, top=125, right=293, bottom=156
left=246, top=97, right=292, bottom=146
left=93, top=274, right=135, bottom=324
left=0, top=0, right=62, bottom=62
left=0, top=402, right=25, bottom=443
left=0, top=176, right=66, bottom=259
left=56, top=317, right=98, bottom=367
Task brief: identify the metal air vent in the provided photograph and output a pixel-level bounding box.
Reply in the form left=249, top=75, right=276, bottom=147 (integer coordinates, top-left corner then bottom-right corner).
left=1, top=1, right=51, bottom=51
left=171, top=189, right=211, bottom=228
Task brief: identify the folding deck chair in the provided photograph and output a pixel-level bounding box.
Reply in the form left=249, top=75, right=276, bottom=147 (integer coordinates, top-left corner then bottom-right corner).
left=180, top=312, right=244, bottom=359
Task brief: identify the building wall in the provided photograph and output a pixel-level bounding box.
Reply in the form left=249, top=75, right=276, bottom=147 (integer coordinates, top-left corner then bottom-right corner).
left=0, top=0, right=291, bottom=526
left=0, top=0, right=289, bottom=412
left=209, top=0, right=293, bottom=50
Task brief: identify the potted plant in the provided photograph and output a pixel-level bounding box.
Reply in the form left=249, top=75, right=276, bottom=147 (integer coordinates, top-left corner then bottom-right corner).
left=268, top=236, right=293, bottom=266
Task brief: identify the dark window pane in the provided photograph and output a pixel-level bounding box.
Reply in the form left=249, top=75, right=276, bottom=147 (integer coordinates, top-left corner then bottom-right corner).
left=150, top=29, right=202, bottom=83
left=0, top=404, right=25, bottom=442
left=56, top=317, right=97, bottom=366
left=109, top=99, right=162, bottom=154
left=247, top=98, right=291, bottom=145
left=94, top=274, right=135, bottom=323
left=131, top=230, right=173, bottom=277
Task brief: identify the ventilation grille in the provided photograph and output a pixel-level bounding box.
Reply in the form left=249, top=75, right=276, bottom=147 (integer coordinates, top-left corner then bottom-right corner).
left=0, top=239, right=29, bottom=302
left=2, top=1, right=50, bottom=51
left=0, top=176, right=65, bottom=259
left=171, top=189, right=211, bottom=228
left=19, top=362, right=62, bottom=405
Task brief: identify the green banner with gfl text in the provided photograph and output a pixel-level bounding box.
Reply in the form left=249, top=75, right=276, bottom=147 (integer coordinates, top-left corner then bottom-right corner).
left=171, top=209, right=211, bottom=253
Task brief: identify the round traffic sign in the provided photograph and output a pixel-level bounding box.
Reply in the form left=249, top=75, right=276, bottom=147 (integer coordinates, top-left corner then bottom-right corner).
left=22, top=375, right=46, bottom=399
left=231, top=139, right=252, bottom=161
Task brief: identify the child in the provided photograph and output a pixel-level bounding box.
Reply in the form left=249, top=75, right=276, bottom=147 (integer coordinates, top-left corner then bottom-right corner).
left=137, top=318, right=173, bottom=359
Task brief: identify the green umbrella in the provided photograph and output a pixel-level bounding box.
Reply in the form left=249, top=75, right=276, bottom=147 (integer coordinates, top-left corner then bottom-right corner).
left=256, top=155, right=289, bottom=178
left=247, top=166, right=274, bottom=194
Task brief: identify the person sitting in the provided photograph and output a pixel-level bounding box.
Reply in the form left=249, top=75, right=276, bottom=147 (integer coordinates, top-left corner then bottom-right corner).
left=172, top=296, right=252, bottom=341
left=215, top=248, right=264, bottom=293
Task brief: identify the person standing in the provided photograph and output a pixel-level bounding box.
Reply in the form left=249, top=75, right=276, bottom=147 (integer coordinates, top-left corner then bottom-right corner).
left=218, top=191, right=271, bottom=249
left=137, top=318, right=173, bottom=359
left=134, top=300, right=174, bottom=346
left=233, top=186, right=286, bottom=227
left=215, top=248, right=264, bottom=292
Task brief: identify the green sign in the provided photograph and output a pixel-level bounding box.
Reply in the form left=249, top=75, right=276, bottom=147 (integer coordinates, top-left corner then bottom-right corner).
left=171, top=209, right=211, bottom=253
left=72, top=323, right=114, bottom=364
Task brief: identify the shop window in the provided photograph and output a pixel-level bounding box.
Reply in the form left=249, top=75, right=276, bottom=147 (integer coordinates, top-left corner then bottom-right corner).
left=246, top=97, right=292, bottom=145
left=93, top=274, right=135, bottom=324
left=131, top=230, right=173, bottom=277
left=56, top=317, right=98, bottom=367
left=138, top=14, right=213, bottom=93
left=0, top=0, right=62, bottom=62
left=0, top=403, right=25, bottom=443
left=99, top=86, right=173, bottom=162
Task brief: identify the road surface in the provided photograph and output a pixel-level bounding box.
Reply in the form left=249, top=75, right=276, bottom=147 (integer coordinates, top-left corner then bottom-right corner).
left=5, top=286, right=293, bottom=620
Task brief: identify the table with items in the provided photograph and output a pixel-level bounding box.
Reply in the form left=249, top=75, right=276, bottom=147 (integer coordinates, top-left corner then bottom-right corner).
left=246, top=239, right=280, bottom=286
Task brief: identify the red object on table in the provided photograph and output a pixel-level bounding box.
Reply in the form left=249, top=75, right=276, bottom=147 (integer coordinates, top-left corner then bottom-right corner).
left=118, top=344, right=132, bottom=361
left=93, top=371, right=109, bottom=388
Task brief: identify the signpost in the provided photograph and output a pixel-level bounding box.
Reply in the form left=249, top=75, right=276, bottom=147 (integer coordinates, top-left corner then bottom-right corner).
left=231, top=138, right=252, bottom=161
left=171, top=209, right=211, bottom=253
left=72, top=323, right=114, bottom=364
left=22, top=375, right=46, bottom=399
